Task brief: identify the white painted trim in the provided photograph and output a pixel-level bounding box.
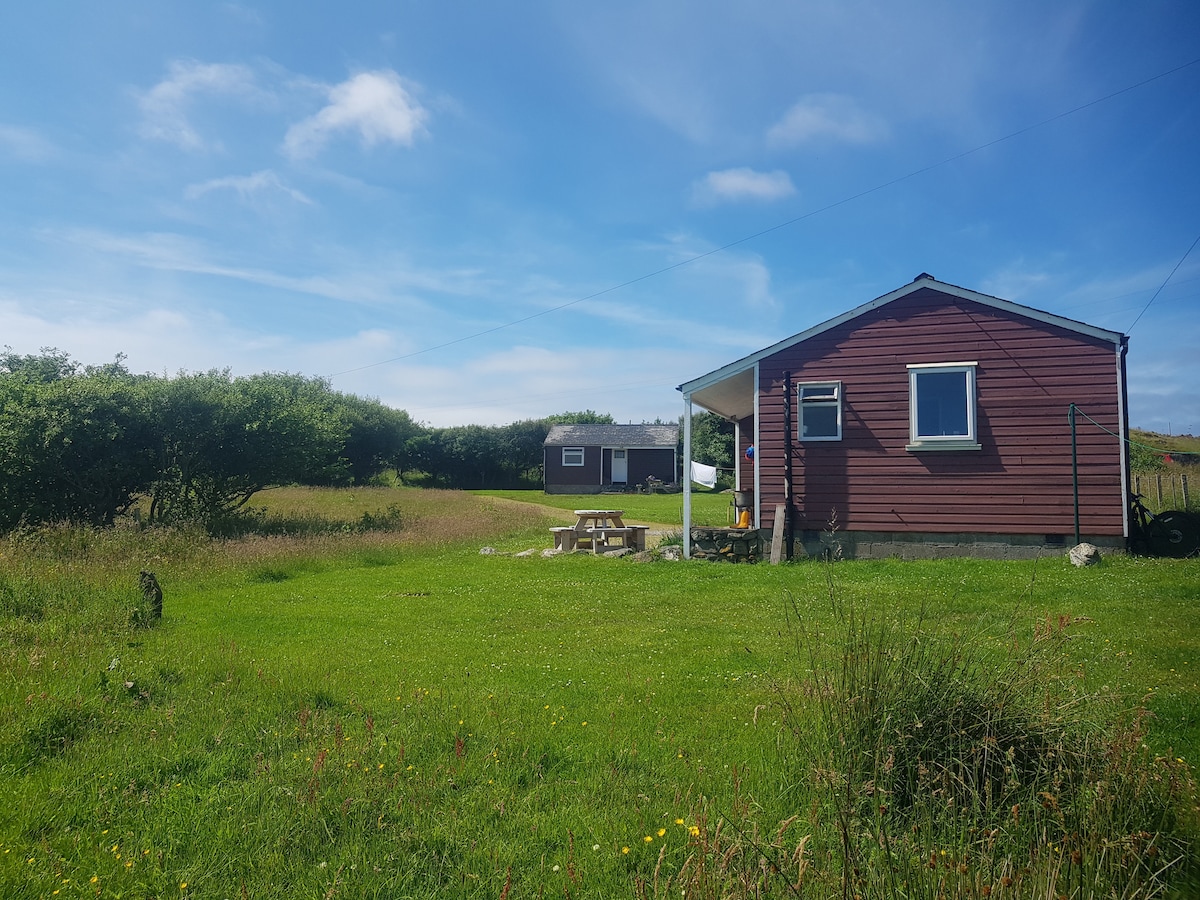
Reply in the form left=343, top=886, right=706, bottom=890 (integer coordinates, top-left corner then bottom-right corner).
left=1117, top=340, right=1130, bottom=539
left=733, top=419, right=741, bottom=491
left=906, top=361, right=978, bottom=369
left=908, top=363, right=978, bottom=445
left=683, top=395, right=693, bottom=559
left=753, top=362, right=761, bottom=530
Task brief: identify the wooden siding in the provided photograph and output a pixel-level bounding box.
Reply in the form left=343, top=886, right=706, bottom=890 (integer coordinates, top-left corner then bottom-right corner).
left=627, top=448, right=676, bottom=485
left=756, top=288, right=1124, bottom=536
left=545, top=446, right=676, bottom=489
left=737, top=415, right=755, bottom=495
left=543, top=446, right=601, bottom=488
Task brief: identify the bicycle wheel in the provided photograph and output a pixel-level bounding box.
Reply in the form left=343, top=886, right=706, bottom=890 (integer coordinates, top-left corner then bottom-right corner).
left=1146, top=510, right=1200, bottom=558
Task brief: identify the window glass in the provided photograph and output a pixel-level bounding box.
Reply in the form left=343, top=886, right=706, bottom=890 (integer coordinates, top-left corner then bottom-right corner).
left=798, top=382, right=841, bottom=440
left=915, top=370, right=969, bottom=436
left=562, top=447, right=585, bottom=466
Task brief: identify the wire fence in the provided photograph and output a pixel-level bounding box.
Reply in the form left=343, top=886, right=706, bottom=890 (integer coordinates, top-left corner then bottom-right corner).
left=1131, top=472, right=1194, bottom=512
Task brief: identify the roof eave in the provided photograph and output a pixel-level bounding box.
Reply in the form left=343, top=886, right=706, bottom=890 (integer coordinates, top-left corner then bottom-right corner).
left=679, top=276, right=1126, bottom=397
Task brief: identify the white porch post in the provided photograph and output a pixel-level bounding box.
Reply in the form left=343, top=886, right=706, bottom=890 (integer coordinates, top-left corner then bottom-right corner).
left=683, top=394, right=693, bottom=559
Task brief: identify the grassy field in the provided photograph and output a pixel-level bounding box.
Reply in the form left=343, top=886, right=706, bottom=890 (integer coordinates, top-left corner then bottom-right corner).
left=472, top=488, right=734, bottom=529
left=2, top=487, right=1197, bottom=898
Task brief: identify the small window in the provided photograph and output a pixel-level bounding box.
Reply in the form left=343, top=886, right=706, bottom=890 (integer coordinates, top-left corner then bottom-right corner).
left=906, top=363, right=980, bottom=450
left=798, top=381, right=841, bottom=441
left=562, top=447, right=585, bottom=466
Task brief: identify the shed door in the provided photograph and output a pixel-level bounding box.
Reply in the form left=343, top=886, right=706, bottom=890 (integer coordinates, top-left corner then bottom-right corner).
left=612, top=449, right=628, bottom=483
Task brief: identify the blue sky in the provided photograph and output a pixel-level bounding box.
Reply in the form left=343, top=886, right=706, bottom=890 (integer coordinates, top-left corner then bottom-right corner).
left=1, top=2, right=1198, bottom=432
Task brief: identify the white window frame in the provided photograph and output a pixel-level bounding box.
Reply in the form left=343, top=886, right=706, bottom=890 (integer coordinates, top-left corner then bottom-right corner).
left=797, top=380, right=842, bottom=441
left=906, top=362, right=981, bottom=451
left=561, top=447, right=585, bottom=466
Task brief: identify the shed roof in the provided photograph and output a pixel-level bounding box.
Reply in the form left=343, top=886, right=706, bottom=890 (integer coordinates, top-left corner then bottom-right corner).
left=677, top=274, right=1126, bottom=420
left=544, top=423, right=679, bottom=447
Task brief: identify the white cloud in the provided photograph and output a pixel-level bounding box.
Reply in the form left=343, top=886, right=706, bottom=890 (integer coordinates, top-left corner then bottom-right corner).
left=138, top=60, right=263, bottom=151
left=691, top=168, right=795, bottom=205
left=283, top=70, right=428, bottom=158
left=0, top=124, right=56, bottom=163
left=184, top=169, right=312, bottom=205
left=767, top=93, right=888, bottom=147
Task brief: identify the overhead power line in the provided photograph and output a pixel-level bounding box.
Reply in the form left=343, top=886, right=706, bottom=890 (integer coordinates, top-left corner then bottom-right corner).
left=1127, top=232, right=1200, bottom=332
left=330, top=55, right=1200, bottom=379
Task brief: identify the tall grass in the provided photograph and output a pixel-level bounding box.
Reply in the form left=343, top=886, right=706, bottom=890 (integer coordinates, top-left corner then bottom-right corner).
left=764, top=570, right=1197, bottom=899
left=1, top=488, right=1197, bottom=897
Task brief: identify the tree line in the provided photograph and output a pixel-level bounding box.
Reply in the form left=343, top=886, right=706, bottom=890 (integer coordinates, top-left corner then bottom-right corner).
left=1, top=349, right=733, bottom=531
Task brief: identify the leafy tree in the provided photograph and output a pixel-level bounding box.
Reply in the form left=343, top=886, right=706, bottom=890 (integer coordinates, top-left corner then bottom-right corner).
left=147, top=371, right=347, bottom=524
left=403, top=419, right=550, bottom=489
left=544, top=410, right=615, bottom=425
left=0, top=366, right=157, bottom=528
left=1, top=346, right=80, bottom=382
left=687, top=411, right=735, bottom=470
left=500, top=419, right=551, bottom=487
left=332, top=392, right=418, bottom=484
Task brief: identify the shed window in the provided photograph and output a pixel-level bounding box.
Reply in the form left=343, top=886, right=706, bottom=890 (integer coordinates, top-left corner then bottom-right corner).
left=798, top=381, right=841, bottom=441
left=906, top=363, right=981, bottom=451
left=562, top=447, right=585, bottom=466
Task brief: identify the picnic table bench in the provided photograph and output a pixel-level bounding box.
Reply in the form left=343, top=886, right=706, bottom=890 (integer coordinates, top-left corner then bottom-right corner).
left=551, top=510, right=649, bottom=553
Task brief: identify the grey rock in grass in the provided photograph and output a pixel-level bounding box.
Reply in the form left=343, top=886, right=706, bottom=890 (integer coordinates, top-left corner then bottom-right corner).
left=602, top=547, right=634, bottom=557
left=658, top=545, right=683, bottom=561
left=514, top=549, right=537, bottom=557
left=1068, top=542, right=1101, bottom=567
left=541, top=548, right=562, bottom=558
left=479, top=547, right=498, bottom=555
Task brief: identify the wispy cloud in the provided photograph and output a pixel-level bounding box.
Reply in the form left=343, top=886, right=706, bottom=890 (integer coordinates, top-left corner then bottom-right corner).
left=691, top=168, right=795, bottom=205
left=52, top=227, right=491, bottom=312
left=184, top=169, right=312, bottom=205
left=283, top=70, right=429, bottom=158
left=0, top=124, right=57, bottom=163
left=137, top=60, right=264, bottom=151
left=767, top=93, right=888, bottom=147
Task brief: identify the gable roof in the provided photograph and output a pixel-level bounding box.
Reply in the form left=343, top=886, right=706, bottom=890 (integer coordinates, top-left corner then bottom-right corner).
left=544, top=423, right=679, bottom=447
left=678, top=274, right=1127, bottom=420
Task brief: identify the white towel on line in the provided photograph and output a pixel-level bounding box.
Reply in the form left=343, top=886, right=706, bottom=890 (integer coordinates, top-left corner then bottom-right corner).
left=689, top=460, right=718, bottom=489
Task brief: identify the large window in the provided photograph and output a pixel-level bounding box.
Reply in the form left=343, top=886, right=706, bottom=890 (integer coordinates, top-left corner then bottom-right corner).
left=562, top=447, right=585, bottom=466
left=906, top=363, right=980, bottom=450
left=798, top=381, right=841, bottom=441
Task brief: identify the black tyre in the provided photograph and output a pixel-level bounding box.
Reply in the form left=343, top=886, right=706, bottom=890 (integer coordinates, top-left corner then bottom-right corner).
left=1146, top=510, right=1200, bottom=558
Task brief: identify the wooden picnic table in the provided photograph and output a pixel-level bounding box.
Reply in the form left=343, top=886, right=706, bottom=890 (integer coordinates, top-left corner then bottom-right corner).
left=550, top=509, right=648, bottom=553
left=573, top=509, right=626, bottom=528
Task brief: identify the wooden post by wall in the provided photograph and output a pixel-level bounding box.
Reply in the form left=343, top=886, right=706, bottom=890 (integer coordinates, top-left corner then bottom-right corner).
left=1156, top=473, right=1163, bottom=506
left=770, top=504, right=786, bottom=565
left=1183, top=475, right=1190, bottom=509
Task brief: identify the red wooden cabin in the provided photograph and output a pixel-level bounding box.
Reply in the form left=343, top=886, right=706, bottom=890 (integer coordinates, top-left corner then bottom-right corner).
left=678, top=274, right=1130, bottom=559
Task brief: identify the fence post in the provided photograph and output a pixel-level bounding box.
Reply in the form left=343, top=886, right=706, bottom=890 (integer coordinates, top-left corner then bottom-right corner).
left=1134, top=473, right=1141, bottom=496
left=1184, top=475, right=1190, bottom=509
left=1156, top=473, right=1163, bottom=507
